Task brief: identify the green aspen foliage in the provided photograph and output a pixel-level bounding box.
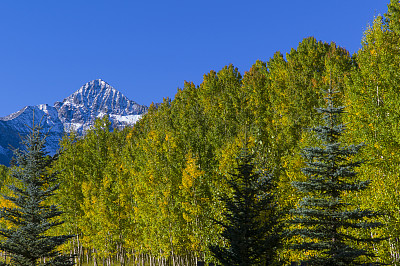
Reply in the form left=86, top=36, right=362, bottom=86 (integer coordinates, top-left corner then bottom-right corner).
left=344, top=1, right=400, bottom=263
left=385, top=0, right=400, bottom=34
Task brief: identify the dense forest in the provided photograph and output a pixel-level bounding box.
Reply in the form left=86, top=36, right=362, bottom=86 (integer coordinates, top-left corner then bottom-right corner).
left=2, top=1, right=400, bottom=265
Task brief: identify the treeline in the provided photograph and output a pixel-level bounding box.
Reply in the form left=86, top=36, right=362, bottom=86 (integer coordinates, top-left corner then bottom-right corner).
left=2, top=1, right=400, bottom=265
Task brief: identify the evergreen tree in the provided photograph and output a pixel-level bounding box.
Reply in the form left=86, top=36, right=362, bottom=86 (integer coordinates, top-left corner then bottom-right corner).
left=289, top=88, right=384, bottom=265
left=0, top=120, right=74, bottom=265
left=209, top=142, right=281, bottom=266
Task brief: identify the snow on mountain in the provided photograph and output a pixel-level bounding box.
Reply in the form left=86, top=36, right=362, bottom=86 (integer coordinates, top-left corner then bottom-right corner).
left=0, top=79, right=148, bottom=166
left=55, top=79, right=147, bottom=133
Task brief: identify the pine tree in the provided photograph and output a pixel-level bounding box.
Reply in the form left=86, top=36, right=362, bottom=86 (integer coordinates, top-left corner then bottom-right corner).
left=0, top=119, right=74, bottom=266
left=289, top=88, right=384, bottom=265
left=209, top=142, right=281, bottom=266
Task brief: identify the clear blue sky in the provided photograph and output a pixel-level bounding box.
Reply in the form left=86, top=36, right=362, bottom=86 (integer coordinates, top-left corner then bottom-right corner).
left=0, top=1, right=389, bottom=117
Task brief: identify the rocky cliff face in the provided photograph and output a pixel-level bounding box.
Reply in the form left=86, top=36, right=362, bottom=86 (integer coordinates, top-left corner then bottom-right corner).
left=0, top=79, right=148, bottom=166
left=55, top=79, right=147, bottom=133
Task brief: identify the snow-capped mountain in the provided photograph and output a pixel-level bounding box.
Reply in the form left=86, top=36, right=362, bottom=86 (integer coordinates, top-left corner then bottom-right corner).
left=55, top=79, right=147, bottom=133
left=0, top=79, right=148, bottom=166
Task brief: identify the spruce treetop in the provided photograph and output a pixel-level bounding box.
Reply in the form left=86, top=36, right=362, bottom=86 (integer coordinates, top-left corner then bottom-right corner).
left=209, top=140, right=281, bottom=266
left=289, top=88, right=384, bottom=265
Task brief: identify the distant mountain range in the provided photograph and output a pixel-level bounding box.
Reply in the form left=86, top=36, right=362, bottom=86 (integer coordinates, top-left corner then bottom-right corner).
left=0, top=79, right=148, bottom=166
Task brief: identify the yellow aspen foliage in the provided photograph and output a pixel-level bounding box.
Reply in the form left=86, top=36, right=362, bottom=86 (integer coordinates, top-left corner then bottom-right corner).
left=181, top=154, right=204, bottom=191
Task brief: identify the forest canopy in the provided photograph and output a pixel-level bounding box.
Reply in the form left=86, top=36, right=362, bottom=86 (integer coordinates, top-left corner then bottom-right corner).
left=1, top=1, right=400, bottom=265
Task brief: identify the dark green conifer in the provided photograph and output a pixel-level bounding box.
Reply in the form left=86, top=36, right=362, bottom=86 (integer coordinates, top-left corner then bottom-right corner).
left=209, top=142, right=281, bottom=266
left=0, top=119, right=74, bottom=266
left=289, top=88, right=384, bottom=265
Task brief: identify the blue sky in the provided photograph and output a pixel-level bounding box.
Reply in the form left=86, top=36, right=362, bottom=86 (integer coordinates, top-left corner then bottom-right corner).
left=0, top=1, right=389, bottom=117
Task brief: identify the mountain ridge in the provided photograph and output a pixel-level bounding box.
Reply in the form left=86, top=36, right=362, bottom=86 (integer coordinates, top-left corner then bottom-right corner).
left=0, top=79, right=148, bottom=166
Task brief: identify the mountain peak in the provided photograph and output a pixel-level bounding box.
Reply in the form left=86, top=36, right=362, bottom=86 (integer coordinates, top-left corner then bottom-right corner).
left=84, top=78, right=110, bottom=87
left=62, top=79, right=138, bottom=113
left=77, top=79, right=114, bottom=94
left=55, top=80, right=147, bottom=133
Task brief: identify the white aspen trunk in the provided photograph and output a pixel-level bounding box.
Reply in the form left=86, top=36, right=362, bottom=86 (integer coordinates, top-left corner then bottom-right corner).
left=93, top=249, right=97, bottom=266
left=377, top=85, right=380, bottom=106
